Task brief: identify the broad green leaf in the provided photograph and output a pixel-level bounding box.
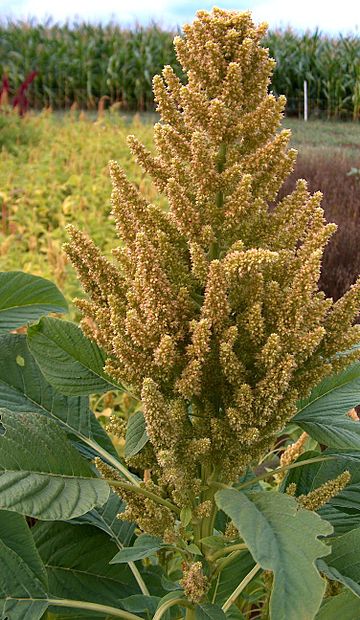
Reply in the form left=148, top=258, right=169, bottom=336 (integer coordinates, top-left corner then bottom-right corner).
left=125, top=411, right=148, bottom=458
left=0, top=510, right=48, bottom=619
left=0, top=271, right=67, bottom=334
left=319, top=504, right=360, bottom=535
left=321, top=527, right=360, bottom=597
left=27, top=316, right=121, bottom=395
left=315, top=589, right=360, bottom=619
left=110, top=534, right=163, bottom=564
left=294, top=363, right=360, bottom=449
left=33, top=522, right=139, bottom=614
left=0, top=333, right=117, bottom=457
left=216, top=489, right=332, bottom=620
left=0, top=409, right=109, bottom=519
left=196, top=603, right=227, bottom=620
left=285, top=450, right=360, bottom=534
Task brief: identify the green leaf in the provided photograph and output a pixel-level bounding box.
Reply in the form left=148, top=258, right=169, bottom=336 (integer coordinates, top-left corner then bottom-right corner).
left=33, top=521, right=140, bottom=614
left=315, top=589, right=360, bottom=619
left=0, top=409, right=109, bottom=519
left=196, top=603, right=227, bottom=620
left=216, top=489, right=332, bottom=620
left=321, top=527, right=360, bottom=597
left=0, top=333, right=117, bottom=458
left=180, top=506, right=193, bottom=528
left=294, top=362, right=360, bottom=449
left=27, top=316, right=121, bottom=396
left=110, top=534, right=163, bottom=564
left=125, top=411, right=149, bottom=458
left=0, top=510, right=48, bottom=619
left=0, top=271, right=67, bottom=334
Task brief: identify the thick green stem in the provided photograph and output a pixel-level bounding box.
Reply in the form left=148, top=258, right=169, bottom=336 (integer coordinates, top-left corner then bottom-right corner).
left=209, top=141, right=227, bottom=261
left=185, top=607, right=196, bottom=620
left=222, top=563, right=262, bottom=612
left=47, top=598, right=143, bottom=619
left=196, top=466, right=218, bottom=551
left=105, top=478, right=181, bottom=515
left=209, top=543, right=247, bottom=562
left=153, top=598, right=192, bottom=620
left=213, top=550, right=243, bottom=577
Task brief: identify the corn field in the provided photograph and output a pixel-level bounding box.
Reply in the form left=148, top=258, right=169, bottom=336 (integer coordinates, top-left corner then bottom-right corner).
left=0, top=20, right=359, bottom=118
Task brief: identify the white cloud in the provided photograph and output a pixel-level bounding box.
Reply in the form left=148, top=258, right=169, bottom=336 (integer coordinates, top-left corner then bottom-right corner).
left=252, top=0, right=359, bottom=33
left=1, top=0, right=359, bottom=33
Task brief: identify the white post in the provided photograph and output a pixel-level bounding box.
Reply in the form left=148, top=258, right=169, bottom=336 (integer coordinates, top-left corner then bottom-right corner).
left=304, top=79, right=308, bottom=121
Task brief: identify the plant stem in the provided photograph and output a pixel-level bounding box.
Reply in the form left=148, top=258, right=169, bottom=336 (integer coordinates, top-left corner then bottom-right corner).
left=222, top=563, right=262, bottom=612
left=85, top=437, right=140, bottom=485
left=47, top=597, right=143, bottom=619
left=236, top=455, right=336, bottom=490
left=209, top=543, right=248, bottom=562
left=185, top=607, right=196, bottom=620
left=153, top=598, right=192, bottom=620
left=213, top=550, right=243, bottom=577
left=105, top=478, right=181, bottom=515
left=210, top=455, right=337, bottom=493
left=128, top=561, right=150, bottom=596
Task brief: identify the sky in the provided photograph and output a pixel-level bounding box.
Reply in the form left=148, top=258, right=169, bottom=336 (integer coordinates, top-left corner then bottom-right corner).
left=0, top=0, right=359, bottom=34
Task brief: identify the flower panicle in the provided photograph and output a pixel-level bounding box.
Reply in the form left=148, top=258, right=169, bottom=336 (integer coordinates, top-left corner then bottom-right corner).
left=66, top=8, right=360, bottom=526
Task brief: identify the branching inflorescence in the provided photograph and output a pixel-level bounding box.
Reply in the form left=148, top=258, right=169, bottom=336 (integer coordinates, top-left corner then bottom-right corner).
left=65, top=8, right=360, bottom=535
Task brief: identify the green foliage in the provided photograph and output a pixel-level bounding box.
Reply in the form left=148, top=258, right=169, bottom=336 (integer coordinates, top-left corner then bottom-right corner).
left=0, top=270, right=67, bottom=333
left=0, top=107, right=40, bottom=153
left=27, top=316, right=122, bottom=395
left=0, top=510, right=48, bottom=619
left=284, top=450, right=360, bottom=535
left=0, top=241, right=359, bottom=618
left=110, top=535, right=164, bottom=564
left=316, top=589, right=360, bottom=619
left=0, top=111, right=157, bottom=304
left=0, top=409, right=109, bottom=519
left=294, top=361, right=360, bottom=448
left=0, top=332, right=117, bottom=456
left=320, top=527, right=360, bottom=597
left=215, top=489, right=332, bottom=620
left=33, top=521, right=140, bottom=608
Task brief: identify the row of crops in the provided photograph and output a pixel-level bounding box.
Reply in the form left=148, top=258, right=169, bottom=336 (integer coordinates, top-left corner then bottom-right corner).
left=1, top=21, right=360, bottom=118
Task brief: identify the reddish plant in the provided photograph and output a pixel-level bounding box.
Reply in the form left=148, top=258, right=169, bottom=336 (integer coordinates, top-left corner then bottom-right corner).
left=0, top=71, right=37, bottom=115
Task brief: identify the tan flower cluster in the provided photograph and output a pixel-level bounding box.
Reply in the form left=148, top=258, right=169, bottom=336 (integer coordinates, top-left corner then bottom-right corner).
left=180, top=561, right=208, bottom=603
left=65, top=8, right=360, bottom=519
left=275, top=432, right=308, bottom=483
left=296, top=471, right=351, bottom=511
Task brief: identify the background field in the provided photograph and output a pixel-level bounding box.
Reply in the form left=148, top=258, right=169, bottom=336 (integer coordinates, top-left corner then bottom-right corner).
left=0, top=110, right=359, bottom=312
left=1, top=22, right=360, bottom=118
